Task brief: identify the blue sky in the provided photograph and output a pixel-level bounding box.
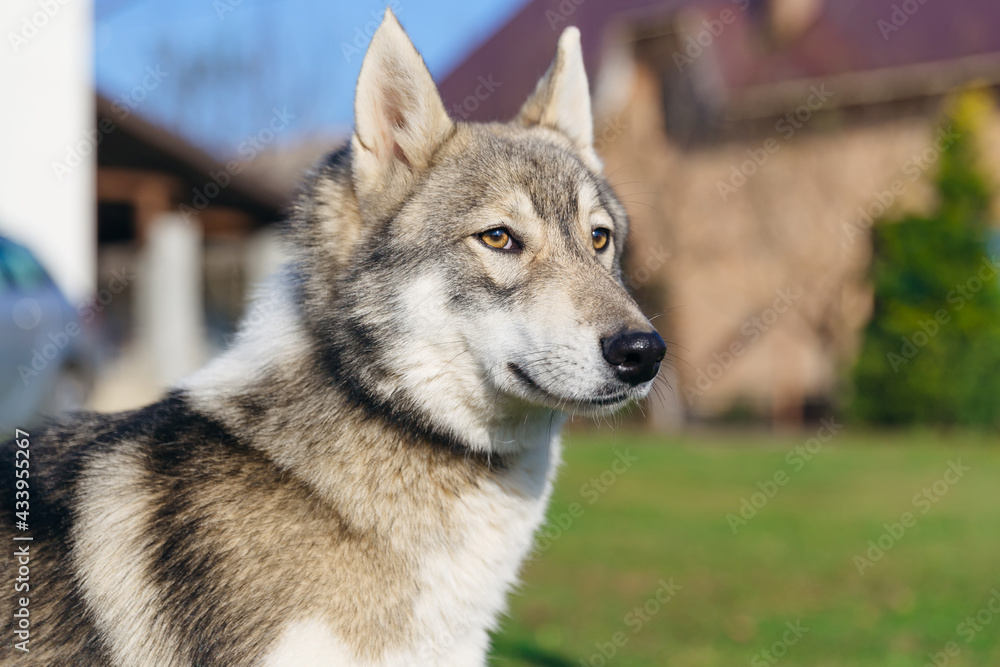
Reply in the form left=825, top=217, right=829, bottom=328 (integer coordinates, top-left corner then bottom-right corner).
left=95, top=0, right=528, bottom=157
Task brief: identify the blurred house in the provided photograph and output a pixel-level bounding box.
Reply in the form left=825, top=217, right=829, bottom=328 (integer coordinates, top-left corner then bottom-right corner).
left=93, top=95, right=289, bottom=409
left=439, top=0, right=1000, bottom=427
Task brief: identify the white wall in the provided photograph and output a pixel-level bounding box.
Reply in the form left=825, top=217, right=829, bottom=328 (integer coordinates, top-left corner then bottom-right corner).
left=0, top=0, right=94, bottom=302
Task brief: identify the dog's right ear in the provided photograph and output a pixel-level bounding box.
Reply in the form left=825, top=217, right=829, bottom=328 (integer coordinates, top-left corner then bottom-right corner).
left=351, top=9, right=453, bottom=221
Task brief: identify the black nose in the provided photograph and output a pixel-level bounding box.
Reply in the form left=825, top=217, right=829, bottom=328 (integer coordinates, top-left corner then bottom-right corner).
left=601, top=330, right=666, bottom=385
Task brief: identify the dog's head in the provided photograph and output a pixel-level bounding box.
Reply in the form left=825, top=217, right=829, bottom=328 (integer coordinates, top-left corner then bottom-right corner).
left=293, top=11, right=664, bottom=452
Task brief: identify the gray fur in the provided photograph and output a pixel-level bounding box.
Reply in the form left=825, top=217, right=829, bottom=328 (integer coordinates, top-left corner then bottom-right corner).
left=0, top=12, right=660, bottom=666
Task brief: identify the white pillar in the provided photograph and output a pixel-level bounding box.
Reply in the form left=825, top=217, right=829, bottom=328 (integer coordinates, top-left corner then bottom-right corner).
left=137, top=214, right=205, bottom=386
left=0, top=0, right=95, bottom=302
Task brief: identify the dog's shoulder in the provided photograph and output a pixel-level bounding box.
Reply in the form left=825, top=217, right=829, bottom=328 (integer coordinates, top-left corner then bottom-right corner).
left=0, top=391, right=265, bottom=531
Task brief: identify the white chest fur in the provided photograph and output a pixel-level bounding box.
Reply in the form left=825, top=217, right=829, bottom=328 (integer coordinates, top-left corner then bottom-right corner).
left=263, top=432, right=561, bottom=667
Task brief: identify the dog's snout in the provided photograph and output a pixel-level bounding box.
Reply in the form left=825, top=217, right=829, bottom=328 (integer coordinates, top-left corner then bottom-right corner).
left=600, top=330, right=666, bottom=385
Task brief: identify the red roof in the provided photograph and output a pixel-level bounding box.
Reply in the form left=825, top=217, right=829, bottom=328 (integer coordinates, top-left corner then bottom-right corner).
left=438, top=0, right=1000, bottom=121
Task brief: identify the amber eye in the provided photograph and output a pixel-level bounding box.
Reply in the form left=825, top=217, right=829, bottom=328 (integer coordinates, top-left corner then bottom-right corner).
left=480, top=228, right=514, bottom=251
left=592, top=228, right=611, bottom=251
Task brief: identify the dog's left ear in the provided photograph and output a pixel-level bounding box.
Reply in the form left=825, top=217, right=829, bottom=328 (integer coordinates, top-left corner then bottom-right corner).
left=352, top=9, right=453, bottom=220
left=517, top=26, right=600, bottom=171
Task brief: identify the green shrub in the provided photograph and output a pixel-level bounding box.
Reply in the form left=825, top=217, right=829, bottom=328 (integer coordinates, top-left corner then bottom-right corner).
left=850, top=90, right=1000, bottom=428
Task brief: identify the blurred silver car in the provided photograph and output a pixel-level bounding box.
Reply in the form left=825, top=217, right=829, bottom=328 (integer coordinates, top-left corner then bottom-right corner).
left=0, top=236, right=93, bottom=433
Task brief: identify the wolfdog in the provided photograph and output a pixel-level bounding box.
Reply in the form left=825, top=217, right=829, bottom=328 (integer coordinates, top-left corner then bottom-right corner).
left=1, top=10, right=664, bottom=665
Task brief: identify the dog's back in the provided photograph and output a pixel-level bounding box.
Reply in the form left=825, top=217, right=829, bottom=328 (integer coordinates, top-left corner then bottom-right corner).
left=0, top=404, right=175, bottom=665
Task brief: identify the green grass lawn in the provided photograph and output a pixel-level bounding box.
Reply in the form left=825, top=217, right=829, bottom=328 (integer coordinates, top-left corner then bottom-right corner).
left=489, top=427, right=1000, bottom=667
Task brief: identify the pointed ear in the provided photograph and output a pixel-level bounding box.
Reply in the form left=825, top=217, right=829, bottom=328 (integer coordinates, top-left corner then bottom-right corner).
left=517, top=27, right=599, bottom=170
left=351, top=10, right=453, bottom=219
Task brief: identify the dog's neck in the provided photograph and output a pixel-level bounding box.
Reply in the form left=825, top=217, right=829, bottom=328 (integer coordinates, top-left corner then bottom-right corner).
left=182, top=274, right=563, bottom=506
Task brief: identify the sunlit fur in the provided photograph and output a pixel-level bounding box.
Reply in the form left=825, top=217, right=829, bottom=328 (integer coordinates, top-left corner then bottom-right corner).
left=0, top=11, right=660, bottom=666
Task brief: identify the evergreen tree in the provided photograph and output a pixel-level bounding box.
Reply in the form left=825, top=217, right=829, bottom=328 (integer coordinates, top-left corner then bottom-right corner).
left=851, top=90, right=1000, bottom=428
